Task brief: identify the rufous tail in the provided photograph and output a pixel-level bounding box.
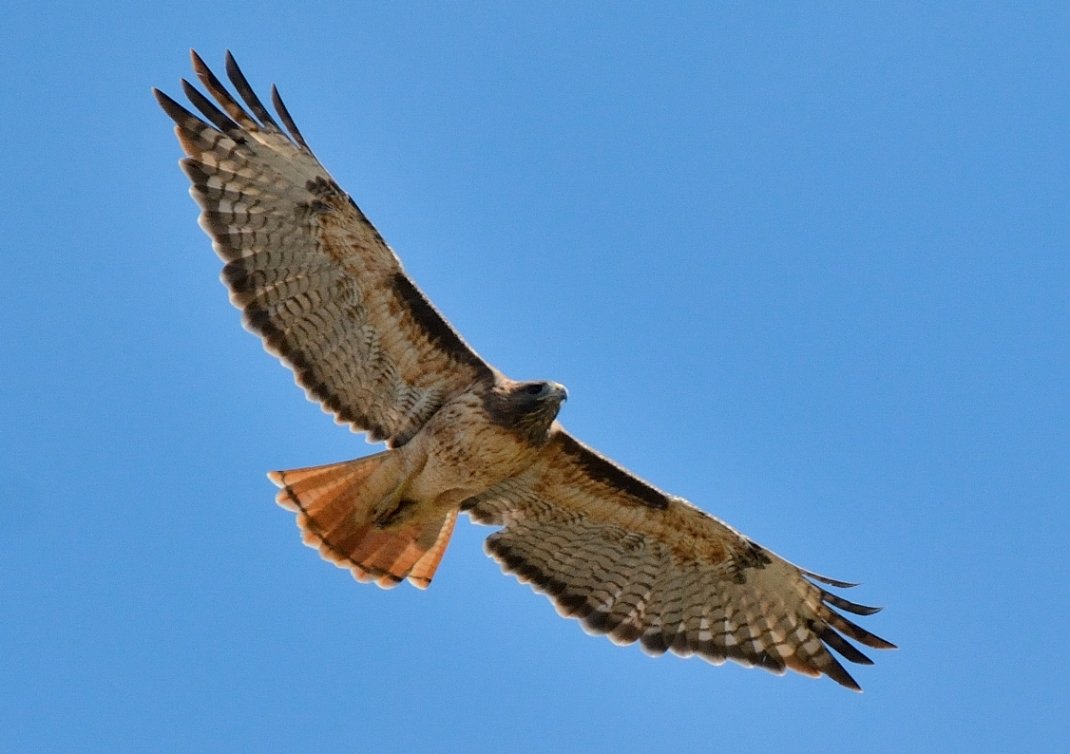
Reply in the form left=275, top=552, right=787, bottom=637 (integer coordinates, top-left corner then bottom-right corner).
left=268, top=453, right=456, bottom=589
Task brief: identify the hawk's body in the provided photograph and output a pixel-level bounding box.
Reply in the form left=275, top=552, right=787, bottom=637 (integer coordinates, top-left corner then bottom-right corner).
left=156, top=51, right=894, bottom=691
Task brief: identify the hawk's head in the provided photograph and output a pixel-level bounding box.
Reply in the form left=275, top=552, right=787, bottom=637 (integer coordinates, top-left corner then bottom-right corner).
left=486, top=380, right=568, bottom=444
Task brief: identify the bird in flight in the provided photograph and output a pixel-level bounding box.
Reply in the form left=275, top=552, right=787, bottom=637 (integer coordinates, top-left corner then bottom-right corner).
left=156, top=51, right=894, bottom=690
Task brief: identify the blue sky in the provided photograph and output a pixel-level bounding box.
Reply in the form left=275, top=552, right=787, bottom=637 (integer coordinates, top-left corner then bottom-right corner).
left=4, top=2, right=1068, bottom=751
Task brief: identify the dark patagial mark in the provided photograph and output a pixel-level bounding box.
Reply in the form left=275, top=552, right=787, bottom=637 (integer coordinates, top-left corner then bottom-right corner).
left=557, top=434, right=669, bottom=510
left=391, top=272, right=493, bottom=378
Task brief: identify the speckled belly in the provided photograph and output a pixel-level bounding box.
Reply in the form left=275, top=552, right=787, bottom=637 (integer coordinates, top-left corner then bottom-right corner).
left=402, top=392, right=537, bottom=508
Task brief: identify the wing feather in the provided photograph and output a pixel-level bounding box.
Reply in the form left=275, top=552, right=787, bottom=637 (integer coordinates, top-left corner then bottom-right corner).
left=222, top=51, right=283, bottom=132
left=156, top=52, right=494, bottom=446
left=464, top=429, right=895, bottom=690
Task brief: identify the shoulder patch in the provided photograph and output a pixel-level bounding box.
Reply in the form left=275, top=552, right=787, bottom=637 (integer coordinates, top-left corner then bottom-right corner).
left=391, top=272, right=492, bottom=378
left=557, top=433, right=669, bottom=510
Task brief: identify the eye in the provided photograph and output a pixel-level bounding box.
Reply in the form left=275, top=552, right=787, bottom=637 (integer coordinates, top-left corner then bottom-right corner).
left=524, top=383, right=544, bottom=396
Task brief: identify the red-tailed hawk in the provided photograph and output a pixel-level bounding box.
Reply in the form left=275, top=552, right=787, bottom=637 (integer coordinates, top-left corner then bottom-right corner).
left=156, top=51, right=894, bottom=690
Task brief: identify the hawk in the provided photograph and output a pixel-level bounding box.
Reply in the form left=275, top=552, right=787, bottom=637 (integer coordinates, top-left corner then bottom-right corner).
left=156, top=51, right=894, bottom=690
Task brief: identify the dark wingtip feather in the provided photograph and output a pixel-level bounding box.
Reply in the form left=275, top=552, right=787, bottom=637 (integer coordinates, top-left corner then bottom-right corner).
left=271, top=84, right=310, bottom=149
left=863, top=633, right=897, bottom=651
left=805, top=569, right=860, bottom=589
left=821, top=589, right=883, bottom=616
left=820, top=626, right=874, bottom=666
left=225, top=51, right=281, bottom=130
left=180, top=78, right=241, bottom=135
left=188, top=51, right=262, bottom=131
left=152, top=87, right=176, bottom=112
left=822, top=652, right=863, bottom=692
left=826, top=609, right=897, bottom=650
left=154, top=87, right=205, bottom=129
left=189, top=48, right=210, bottom=76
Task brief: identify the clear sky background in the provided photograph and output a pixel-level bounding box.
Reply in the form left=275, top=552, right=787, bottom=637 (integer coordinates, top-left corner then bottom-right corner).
left=4, top=2, right=1068, bottom=752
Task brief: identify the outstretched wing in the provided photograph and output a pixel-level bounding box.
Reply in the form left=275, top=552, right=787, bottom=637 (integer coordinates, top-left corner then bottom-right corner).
left=463, top=429, right=895, bottom=690
left=156, top=51, right=494, bottom=446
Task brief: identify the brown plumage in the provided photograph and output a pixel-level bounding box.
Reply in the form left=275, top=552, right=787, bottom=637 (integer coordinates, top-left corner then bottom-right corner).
left=157, top=51, right=894, bottom=691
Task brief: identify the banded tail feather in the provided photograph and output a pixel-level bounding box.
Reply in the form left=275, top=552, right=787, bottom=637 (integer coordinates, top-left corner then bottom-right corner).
left=270, top=453, right=457, bottom=589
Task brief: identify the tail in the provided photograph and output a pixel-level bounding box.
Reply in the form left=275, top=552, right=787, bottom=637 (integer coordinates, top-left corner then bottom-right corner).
left=268, top=452, right=457, bottom=589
